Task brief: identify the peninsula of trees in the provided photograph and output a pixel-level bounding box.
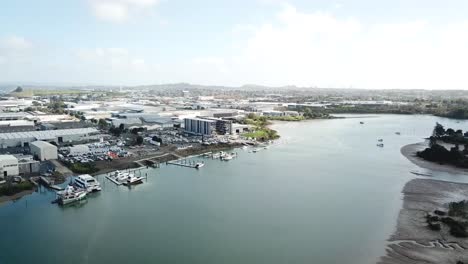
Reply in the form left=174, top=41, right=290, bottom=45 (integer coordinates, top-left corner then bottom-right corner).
left=417, top=123, right=468, bottom=168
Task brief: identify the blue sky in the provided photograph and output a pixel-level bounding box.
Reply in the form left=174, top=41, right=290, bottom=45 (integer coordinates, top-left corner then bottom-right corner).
left=1, top=0, right=468, bottom=89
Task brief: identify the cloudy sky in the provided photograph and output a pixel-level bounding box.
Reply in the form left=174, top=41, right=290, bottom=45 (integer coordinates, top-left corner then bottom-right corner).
left=1, top=0, right=468, bottom=89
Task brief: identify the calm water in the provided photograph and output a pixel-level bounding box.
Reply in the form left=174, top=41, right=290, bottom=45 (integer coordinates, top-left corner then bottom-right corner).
left=2, top=114, right=468, bottom=264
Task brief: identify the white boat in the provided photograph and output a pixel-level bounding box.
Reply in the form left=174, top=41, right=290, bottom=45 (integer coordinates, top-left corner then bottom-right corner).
left=221, top=154, right=233, bottom=161
left=56, top=186, right=87, bottom=205
left=114, top=170, right=132, bottom=182
left=123, top=175, right=144, bottom=185
left=74, top=174, right=102, bottom=193
left=195, top=162, right=204, bottom=169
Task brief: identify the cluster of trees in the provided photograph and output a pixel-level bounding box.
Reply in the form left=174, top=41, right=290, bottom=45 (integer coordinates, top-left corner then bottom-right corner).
left=302, top=108, right=330, bottom=119
left=68, top=163, right=99, bottom=174
left=417, top=123, right=468, bottom=168
left=109, top=124, right=126, bottom=136
left=432, top=123, right=468, bottom=144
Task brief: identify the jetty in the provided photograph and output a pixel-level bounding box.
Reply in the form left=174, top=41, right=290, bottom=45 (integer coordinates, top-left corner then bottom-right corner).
left=38, top=176, right=64, bottom=191
left=167, top=158, right=204, bottom=169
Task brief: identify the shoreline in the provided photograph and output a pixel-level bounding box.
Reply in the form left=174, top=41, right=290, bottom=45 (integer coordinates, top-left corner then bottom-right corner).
left=378, top=143, right=468, bottom=263
left=0, top=189, right=35, bottom=205
left=401, top=142, right=468, bottom=174
left=378, top=178, right=468, bottom=264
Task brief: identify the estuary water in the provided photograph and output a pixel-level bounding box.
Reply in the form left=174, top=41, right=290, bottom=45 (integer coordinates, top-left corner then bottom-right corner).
left=1, top=114, right=468, bottom=264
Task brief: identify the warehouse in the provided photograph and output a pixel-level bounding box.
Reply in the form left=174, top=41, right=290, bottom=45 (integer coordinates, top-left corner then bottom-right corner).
left=30, top=141, right=58, bottom=161
left=16, top=155, right=40, bottom=176
left=0, top=155, right=19, bottom=177
left=0, top=128, right=99, bottom=148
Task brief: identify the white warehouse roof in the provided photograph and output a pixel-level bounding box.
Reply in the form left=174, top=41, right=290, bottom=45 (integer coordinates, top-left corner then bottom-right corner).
left=0, top=128, right=98, bottom=140
left=0, top=154, right=18, bottom=162
left=30, top=141, right=57, bottom=148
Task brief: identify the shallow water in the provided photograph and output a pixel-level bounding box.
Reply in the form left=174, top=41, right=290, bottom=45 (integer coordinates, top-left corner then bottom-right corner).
left=1, top=114, right=468, bottom=264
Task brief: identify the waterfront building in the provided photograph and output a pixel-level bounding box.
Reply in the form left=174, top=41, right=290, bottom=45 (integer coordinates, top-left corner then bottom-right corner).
left=15, top=155, right=40, bottom=176
left=0, top=128, right=99, bottom=148
left=30, top=141, right=58, bottom=161
left=184, top=118, right=216, bottom=135
left=0, top=155, right=19, bottom=177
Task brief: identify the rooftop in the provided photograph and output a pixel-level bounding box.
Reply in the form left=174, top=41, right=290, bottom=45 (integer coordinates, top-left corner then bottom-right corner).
left=30, top=141, right=57, bottom=148
left=0, top=128, right=98, bottom=140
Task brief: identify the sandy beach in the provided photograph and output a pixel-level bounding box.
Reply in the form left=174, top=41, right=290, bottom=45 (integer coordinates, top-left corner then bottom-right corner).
left=379, top=143, right=468, bottom=263
left=378, top=178, right=468, bottom=264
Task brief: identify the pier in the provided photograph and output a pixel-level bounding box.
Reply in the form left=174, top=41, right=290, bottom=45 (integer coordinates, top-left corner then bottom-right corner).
left=105, top=166, right=149, bottom=186
left=37, top=176, right=64, bottom=191
left=167, top=158, right=204, bottom=169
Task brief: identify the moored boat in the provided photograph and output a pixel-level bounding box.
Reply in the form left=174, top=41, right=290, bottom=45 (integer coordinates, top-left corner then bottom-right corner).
left=56, top=186, right=87, bottom=205
left=123, top=175, right=144, bottom=186
left=74, top=174, right=102, bottom=193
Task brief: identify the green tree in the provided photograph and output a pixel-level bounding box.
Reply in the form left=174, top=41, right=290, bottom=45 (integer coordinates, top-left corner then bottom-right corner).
left=433, top=123, right=445, bottom=137
left=98, top=119, right=108, bottom=129
left=136, top=136, right=144, bottom=145
left=447, top=128, right=455, bottom=137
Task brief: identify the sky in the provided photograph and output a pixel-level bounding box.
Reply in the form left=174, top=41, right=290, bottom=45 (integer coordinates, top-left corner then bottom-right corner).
left=1, top=0, right=468, bottom=89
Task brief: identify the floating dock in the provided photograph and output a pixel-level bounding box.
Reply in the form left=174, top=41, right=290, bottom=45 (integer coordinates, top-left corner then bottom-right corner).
left=105, top=175, right=122, bottom=185
left=167, top=160, right=202, bottom=169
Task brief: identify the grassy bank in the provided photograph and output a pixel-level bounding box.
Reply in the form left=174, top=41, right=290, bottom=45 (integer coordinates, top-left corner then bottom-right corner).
left=242, top=114, right=281, bottom=141
left=0, top=181, right=35, bottom=197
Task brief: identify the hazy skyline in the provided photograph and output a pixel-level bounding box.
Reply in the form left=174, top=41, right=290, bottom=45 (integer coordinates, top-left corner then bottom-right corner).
left=1, top=0, right=468, bottom=89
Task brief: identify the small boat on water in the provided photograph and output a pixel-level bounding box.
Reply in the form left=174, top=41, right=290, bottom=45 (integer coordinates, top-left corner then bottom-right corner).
left=74, top=174, right=102, bottom=193
left=195, top=162, right=205, bottom=169
left=221, top=152, right=233, bottom=161
left=395, top=132, right=401, bottom=135
left=376, top=143, right=384, bottom=147
left=123, top=175, right=144, bottom=186
left=378, top=139, right=383, bottom=142
left=360, top=121, right=364, bottom=124
left=56, top=186, right=87, bottom=205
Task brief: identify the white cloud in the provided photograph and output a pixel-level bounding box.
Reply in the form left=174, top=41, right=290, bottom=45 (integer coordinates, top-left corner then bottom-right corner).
left=0, top=36, right=32, bottom=52
left=192, top=4, right=468, bottom=89
left=88, top=0, right=160, bottom=22
left=0, top=36, right=33, bottom=64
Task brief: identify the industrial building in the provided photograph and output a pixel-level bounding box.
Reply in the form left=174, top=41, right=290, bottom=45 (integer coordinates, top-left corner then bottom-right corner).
left=184, top=117, right=232, bottom=135
left=184, top=118, right=216, bottom=135
left=0, top=112, right=31, bottom=121
left=0, top=155, right=19, bottom=177
left=16, top=155, right=40, bottom=176
left=30, top=141, right=58, bottom=161
left=0, top=128, right=99, bottom=148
